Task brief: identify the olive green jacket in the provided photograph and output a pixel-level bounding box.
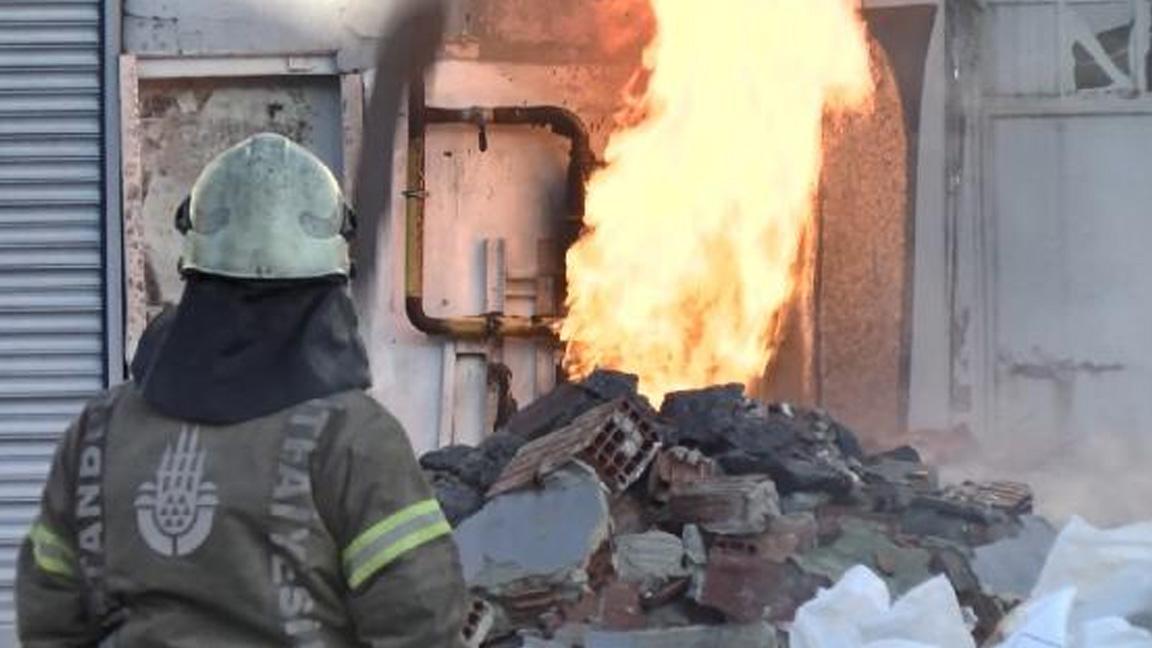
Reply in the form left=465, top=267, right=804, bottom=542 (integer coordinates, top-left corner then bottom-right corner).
left=16, top=385, right=466, bottom=647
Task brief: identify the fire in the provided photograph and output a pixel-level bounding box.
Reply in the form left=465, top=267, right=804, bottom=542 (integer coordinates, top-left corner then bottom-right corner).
left=561, top=0, right=874, bottom=403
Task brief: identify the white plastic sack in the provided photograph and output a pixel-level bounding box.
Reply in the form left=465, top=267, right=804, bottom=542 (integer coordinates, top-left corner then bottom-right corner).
left=995, top=516, right=1152, bottom=648
left=1032, top=516, right=1152, bottom=627
left=1079, top=617, right=1152, bottom=648
left=790, top=565, right=975, bottom=648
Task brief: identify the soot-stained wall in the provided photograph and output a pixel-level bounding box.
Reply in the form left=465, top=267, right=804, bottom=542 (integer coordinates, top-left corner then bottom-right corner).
left=124, top=0, right=938, bottom=449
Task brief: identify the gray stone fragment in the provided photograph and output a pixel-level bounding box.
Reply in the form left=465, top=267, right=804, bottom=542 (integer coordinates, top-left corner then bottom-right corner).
left=613, top=530, right=689, bottom=585
left=682, top=524, right=707, bottom=566
left=780, top=491, right=831, bottom=514
left=794, top=516, right=933, bottom=597
left=666, top=475, right=780, bottom=535
left=455, top=463, right=611, bottom=597
left=584, top=623, right=777, bottom=648
left=972, top=515, right=1057, bottom=599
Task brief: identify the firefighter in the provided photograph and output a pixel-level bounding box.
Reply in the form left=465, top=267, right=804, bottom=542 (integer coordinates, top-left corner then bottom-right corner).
left=15, top=133, right=467, bottom=647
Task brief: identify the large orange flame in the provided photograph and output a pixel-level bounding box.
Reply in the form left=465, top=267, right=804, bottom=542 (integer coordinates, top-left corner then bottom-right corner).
left=561, top=0, right=874, bottom=404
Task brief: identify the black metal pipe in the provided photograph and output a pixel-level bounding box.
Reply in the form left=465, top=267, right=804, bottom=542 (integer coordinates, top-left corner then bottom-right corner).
left=404, top=76, right=595, bottom=339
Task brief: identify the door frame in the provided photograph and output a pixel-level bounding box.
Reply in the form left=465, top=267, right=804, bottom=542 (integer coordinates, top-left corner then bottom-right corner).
left=954, top=91, right=1152, bottom=440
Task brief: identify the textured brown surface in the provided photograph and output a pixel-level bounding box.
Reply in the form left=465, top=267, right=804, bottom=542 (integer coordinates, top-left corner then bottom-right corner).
left=817, top=37, right=909, bottom=448
left=119, top=55, right=148, bottom=361
left=463, top=0, right=654, bottom=63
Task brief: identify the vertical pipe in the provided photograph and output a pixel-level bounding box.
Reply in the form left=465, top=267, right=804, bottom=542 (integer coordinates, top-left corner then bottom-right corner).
left=484, top=238, right=507, bottom=315
left=102, top=0, right=125, bottom=384
left=406, top=78, right=428, bottom=307
left=438, top=342, right=457, bottom=448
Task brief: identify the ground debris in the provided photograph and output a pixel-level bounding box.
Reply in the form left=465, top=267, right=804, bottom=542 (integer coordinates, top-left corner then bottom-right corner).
left=422, top=375, right=1044, bottom=646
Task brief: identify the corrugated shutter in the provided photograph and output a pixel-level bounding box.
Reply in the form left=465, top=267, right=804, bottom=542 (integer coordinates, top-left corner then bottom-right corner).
left=0, top=0, right=106, bottom=630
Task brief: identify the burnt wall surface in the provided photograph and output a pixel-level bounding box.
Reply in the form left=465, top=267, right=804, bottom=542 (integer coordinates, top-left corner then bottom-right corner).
left=123, top=0, right=652, bottom=67
left=136, top=78, right=343, bottom=311
left=123, top=0, right=936, bottom=448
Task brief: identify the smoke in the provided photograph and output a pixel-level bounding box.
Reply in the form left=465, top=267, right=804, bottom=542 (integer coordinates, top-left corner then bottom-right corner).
left=937, top=425, right=1152, bottom=526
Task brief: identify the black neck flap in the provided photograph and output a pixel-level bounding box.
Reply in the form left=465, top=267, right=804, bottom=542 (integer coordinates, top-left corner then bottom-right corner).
left=131, top=275, right=372, bottom=425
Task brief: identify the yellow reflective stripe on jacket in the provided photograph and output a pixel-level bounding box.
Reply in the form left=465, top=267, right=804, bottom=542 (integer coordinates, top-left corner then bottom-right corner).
left=343, top=499, right=451, bottom=589
left=29, top=521, right=76, bottom=579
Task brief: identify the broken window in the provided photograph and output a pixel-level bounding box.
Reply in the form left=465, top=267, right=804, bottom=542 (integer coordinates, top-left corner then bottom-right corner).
left=1067, top=0, right=1152, bottom=92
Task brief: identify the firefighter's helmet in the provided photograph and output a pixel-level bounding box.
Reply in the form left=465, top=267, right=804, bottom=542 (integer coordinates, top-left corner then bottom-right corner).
left=176, top=132, right=354, bottom=279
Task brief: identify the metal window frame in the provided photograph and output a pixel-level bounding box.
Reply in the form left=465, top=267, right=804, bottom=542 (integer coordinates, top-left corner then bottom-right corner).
left=103, top=0, right=125, bottom=385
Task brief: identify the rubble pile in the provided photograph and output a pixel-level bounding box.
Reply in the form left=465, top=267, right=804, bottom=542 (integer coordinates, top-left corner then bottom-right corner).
left=420, top=371, right=1051, bottom=647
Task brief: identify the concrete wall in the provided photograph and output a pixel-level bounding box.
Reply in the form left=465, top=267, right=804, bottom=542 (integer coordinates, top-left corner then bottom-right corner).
left=123, top=0, right=651, bottom=67
left=124, top=0, right=646, bottom=453
left=137, top=77, right=344, bottom=309
left=123, top=0, right=938, bottom=451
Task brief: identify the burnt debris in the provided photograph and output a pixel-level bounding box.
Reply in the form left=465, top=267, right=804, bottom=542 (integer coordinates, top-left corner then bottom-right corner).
left=421, top=372, right=1040, bottom=646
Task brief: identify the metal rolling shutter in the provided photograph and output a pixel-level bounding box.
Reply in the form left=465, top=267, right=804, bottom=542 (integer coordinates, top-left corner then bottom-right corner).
left=0, top=0, right=106, bottom=630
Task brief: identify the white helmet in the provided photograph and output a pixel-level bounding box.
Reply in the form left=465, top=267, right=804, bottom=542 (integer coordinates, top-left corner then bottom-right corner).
left=177, top=133, right=354, bottom=279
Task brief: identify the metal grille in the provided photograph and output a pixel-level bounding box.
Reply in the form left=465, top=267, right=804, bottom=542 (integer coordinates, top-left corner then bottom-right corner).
left=0, top=0, right=105, bottom=630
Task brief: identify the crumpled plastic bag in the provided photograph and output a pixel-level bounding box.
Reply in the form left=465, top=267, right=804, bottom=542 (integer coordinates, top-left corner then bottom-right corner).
left=790, top=565, right=975, bottom=648
left=995, top=516, right=1152, bottom=648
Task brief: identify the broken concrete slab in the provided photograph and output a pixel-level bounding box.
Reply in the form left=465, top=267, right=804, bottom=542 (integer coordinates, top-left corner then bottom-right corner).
left=455, top=464, right=612, bottom=599
left=695, top=518, right=825, bottom=623
left=584, top=623, right=778, bottom=648
left=609, top=492, right=653, bottom=536
left=717, top=447, right=856, bottom=497
left=972, top=514, right=1057, bottom=600
left=765, top=512, right=820, bottom=559
left=666, top=474, right=779, bottom=535
left=598, top=581, right=647, bottom=630
left=612, top=530, right=689, bottom=585
left=708, top=512, right=819, bottom=564
left=648, top=446, right=717, bottom=503
left=693, top=550, right=776, bottom=623
left=795, top=516, right=933, bottom=597
left=489, top=397, right=662, bottom=497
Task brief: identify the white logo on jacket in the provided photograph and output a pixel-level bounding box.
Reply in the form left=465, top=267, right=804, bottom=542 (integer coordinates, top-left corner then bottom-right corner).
left=135, top=427, right=218, bottom=557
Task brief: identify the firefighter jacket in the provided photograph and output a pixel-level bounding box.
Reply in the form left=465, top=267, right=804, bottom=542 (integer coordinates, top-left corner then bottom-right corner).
left=15, top=384, right=467, bottom=647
